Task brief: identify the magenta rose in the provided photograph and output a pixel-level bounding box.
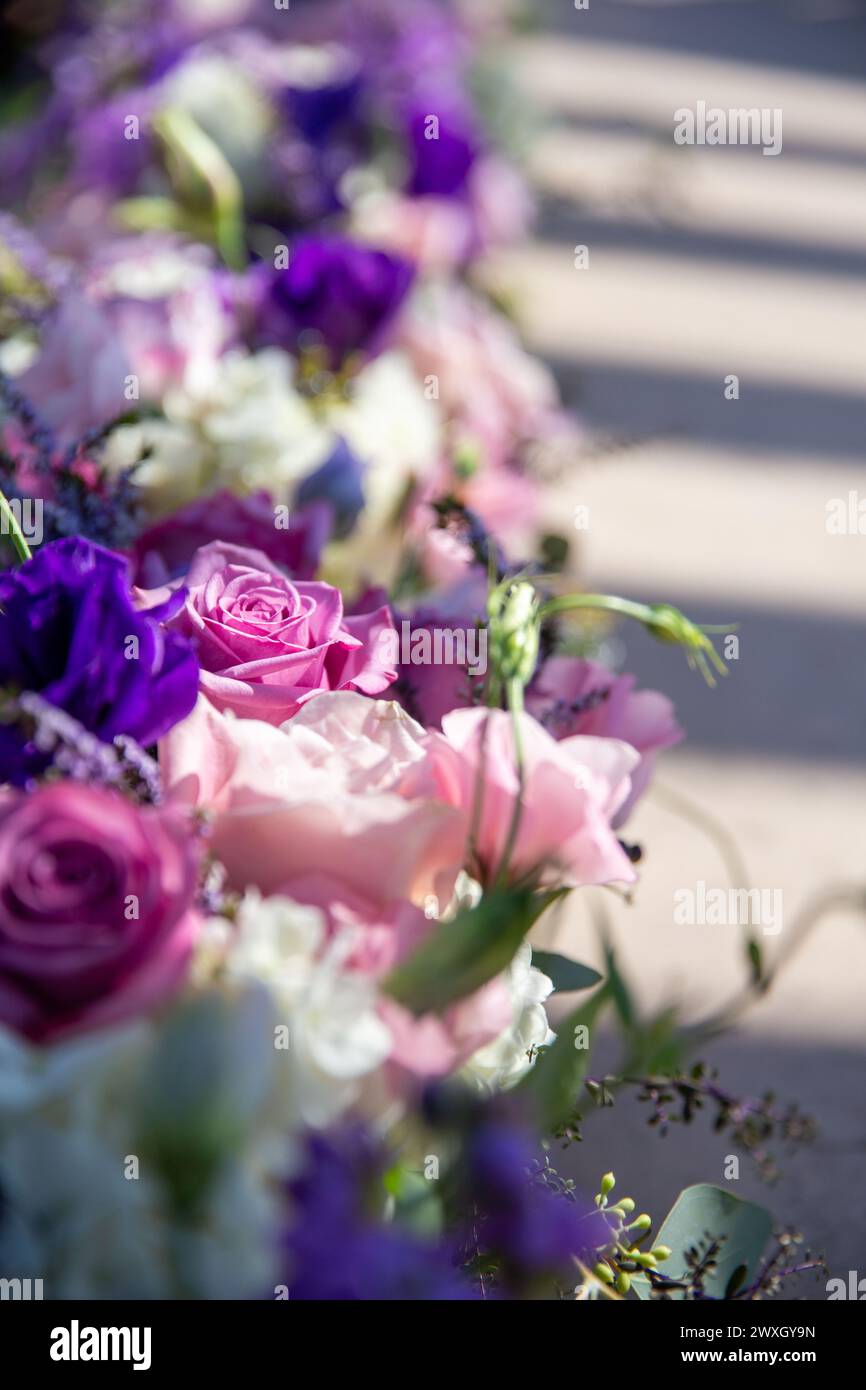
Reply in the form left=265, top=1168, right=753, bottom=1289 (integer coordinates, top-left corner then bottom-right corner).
left=0, top=784, right=202, bottom=1044
left=172, top=541, right=397, bottom=723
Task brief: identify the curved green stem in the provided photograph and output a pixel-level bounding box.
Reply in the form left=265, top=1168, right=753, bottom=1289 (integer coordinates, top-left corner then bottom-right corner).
left=0, top=489, right=32, bottom=564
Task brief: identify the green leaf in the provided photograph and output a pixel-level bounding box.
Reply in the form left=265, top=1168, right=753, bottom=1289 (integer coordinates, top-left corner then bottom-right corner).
left=631, top=1184, right=773, bottom=1301
left=383, top=889, right=555, bottom=1017
left=383, top=1167, right=443, bottom=1239
left=603, top=941, right=635, bottom=1029
left=531, top=950, right=602, bottom=994
left=516, top=982, right=610, bottom=1131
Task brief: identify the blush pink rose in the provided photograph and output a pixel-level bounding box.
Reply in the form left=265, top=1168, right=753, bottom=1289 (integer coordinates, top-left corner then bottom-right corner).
left=171, top=541, right=397, bottom=724
left=403, top=707, right=640, bottom=890
left=528, top=657, right=684, bottom=826
left=0, top=784, right=201, bottom=1044
left=160, top=691, right=464, bottom=912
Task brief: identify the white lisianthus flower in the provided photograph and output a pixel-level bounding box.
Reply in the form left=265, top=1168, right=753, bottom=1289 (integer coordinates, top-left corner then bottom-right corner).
left=462, top=942, right=556, bottom=1091
left=206, top=891, right=392, bottom=1128
left=104, top=348, right=331, bottom=516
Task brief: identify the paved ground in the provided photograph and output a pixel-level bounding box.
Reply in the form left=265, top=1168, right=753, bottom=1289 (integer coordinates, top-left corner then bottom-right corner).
left=497, top=0, right=866, bottom=1294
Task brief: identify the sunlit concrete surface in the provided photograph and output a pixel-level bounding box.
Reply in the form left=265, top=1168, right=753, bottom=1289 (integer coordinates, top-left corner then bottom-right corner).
left=510, top=0, right=866, bottom=1292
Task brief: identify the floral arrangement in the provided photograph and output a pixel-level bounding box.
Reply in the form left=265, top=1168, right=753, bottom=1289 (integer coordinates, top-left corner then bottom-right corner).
left=0, top=0, right=822, bottom=1301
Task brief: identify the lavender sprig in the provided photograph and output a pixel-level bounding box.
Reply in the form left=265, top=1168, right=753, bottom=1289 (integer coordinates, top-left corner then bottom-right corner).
left=0, top=690, right=162, bottom=803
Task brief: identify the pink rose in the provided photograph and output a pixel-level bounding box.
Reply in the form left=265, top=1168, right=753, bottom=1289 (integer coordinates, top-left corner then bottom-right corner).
left=160, top=691, right=464, bottom=911
left=0, top=784, right=201, bottom=1044
left=404, top=707, right=640, bottom=890
left=171, top=541, right=397, bottom=723
left=528, top=657, right=684, bottom=826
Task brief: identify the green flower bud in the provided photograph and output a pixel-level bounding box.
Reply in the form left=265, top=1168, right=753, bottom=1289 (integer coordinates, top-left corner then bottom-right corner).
left=611, top=1197, right=635, bottom=1214
left=600, top=1172, right=616, bottom=1197
left=651, top=1246, right=672, bottom=1262
left=592, top=1262, right=614, bottom=1285
left=629, top=1213, right=652, bottom=1232
left=633, top=1252, right=657, bottom=1270
left=615, top=1270, right=631, bottom=1295
left=644, top=603, right=729, bottom=686
left=488, top=580, right=541, bottom=687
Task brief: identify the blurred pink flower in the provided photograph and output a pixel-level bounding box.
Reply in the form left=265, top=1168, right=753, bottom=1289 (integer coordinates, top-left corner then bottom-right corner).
left=18, top=293, right=131, bottom=442
left=528, top=657, right=684, bottom=826
left=399, top=282, right=566, bottom=472
left=403, top=706, right=639, bottom=890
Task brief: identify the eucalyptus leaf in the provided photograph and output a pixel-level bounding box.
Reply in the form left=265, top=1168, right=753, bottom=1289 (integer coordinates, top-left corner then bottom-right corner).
left=632, top=1184, right=772, bottom=1301
left=384, top=889, right=557, bottom=1017
left=531, top=951, right=602, bottom=994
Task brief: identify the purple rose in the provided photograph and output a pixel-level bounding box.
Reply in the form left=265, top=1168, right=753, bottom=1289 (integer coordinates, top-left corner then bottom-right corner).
left=132, top=490, right=333, bottom=588
left=0, top=783, right=201, bottom=1044
left=0, top=538, right=199, bottom=784
left=256, top=236, right=415, bottom=369
left=171, top=541, right=397, bottom=724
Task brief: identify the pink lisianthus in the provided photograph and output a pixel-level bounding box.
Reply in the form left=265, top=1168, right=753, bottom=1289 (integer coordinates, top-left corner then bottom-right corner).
left=528, top=657, right=684, bottom=826
left=398, top=281, right=566, bottom=473
left=169, top=541, right=397, bottom=723
left=160, top=691, right=465, bottom=912
left=17, top=293, right=132, bottom=443
left=0, top=784, right=201, bottom=1044
left=403, top=707, right=640, bottom=890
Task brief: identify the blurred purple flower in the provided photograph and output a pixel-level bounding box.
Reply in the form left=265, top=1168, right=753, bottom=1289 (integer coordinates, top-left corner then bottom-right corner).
left=405, top=105, right=479, bottom=198
left=283, top=1127, right=471, bottom=1301
left=461, top=1120, right=610, bottom=1288
left=294, top=437, right=365, bottom=538
left=255, top=236, right=415, bottom=369
left=132, top=489, right=332, bottom=587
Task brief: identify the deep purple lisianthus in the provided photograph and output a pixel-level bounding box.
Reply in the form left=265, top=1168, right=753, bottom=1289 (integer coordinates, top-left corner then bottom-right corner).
left=0, top=537, right=198, bottom=784
left=282, top=65, right=365, bottom=145
left=405, top=105, right=479, bottom=198
left=461, top=1121, right=611, bottom=1287
left=283, top=1126, right=472, bottom=1301
left=257, top=237, right=415, bottom=369
left=132, top=490, right=332, bottom=587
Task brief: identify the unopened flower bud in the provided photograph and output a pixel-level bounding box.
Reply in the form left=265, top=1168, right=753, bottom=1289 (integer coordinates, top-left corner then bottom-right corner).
left=592, top=1262, right=614, bottom=1285
left=488, top=580, right=540, bottom=687
left=615, top=1270, right=631, bottom=1295
left=651, top=1246, right=672, bottom=1262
